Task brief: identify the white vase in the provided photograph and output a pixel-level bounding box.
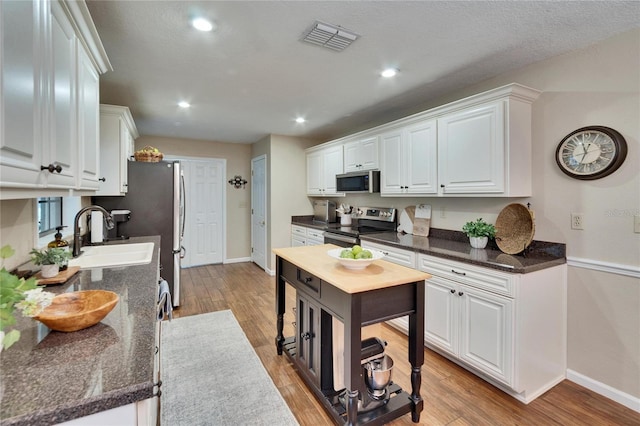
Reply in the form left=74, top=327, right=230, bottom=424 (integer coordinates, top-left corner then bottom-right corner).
left=40, top=264, right=59, bottom=278
left=469, top=236, right=488, bottom=249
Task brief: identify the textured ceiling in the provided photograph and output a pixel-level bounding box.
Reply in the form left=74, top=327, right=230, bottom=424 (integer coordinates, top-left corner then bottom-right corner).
left=87, top=1, right=640, bottom=144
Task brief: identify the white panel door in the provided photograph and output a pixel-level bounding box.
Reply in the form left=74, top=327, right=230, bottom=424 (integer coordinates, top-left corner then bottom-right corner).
left=438, top=101, right=505, bottom=194
left=184, top=159, right=224, bottom=267
left=459, top=284, right=513, bottom=385
left=251, top=155, right=267, bottom=271
left=0, top=0, right=47, bottom=188
left=424, top=277, right=458, bottom=355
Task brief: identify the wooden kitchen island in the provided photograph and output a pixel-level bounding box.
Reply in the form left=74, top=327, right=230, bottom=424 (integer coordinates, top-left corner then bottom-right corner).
left=274, top=244, right=431, bottom=426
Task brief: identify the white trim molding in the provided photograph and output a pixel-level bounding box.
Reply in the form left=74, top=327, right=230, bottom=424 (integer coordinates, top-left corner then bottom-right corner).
left=567, top=369, right=640, bottom=413
left=567, top=257, right=640, bottom=279
left=224, top=256, right=251, bottom=264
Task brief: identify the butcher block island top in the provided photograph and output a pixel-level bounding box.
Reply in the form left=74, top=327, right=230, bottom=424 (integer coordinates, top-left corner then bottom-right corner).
left=273, top=244, right=431, bottom=293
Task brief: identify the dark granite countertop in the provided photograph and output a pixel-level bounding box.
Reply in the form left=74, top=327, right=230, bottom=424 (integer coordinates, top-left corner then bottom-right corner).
left=291, top=216, right=566, bottom=274
left=0, top=236, right=161, bottom=426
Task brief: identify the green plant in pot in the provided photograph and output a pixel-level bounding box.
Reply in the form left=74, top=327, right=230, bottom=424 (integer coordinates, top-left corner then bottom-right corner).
left=462, top=218, right=496, bottom=249
left=30, top=247, right=72, bottom=278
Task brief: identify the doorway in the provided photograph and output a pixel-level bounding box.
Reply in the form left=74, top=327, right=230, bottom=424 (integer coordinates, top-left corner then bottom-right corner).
left=173, top=157, right=226, bottom=267
left=251, top=155, right=267, bottom=271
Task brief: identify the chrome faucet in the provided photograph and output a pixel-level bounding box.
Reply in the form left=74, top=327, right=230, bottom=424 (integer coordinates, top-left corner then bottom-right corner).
left=73, top=205, right=115, bottom=257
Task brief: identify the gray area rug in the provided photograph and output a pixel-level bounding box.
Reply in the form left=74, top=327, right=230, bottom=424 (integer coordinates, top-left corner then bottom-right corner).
left=161, top=310, right=298, bottom=425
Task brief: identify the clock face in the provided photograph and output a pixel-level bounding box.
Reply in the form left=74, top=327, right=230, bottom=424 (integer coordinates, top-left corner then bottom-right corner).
left=555, top=126, right=627, bottom=180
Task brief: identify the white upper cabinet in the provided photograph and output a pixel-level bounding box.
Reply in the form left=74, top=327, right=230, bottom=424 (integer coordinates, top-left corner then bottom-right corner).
left=0, top=0, right=111, bottom=200
left=435, top=84, right=540, bottom=197
left=306, top=144, right=344, bottom=196
left=77, top=41, right=101, bottom=190
left=0, top=0, right=47, bottom=190
left=344, top=135, right=378, bottom=172
left=380, top=118, right=438, bottom=196
left=96, top=105, right=139, bottom=196
left=311, top=83, right=540, bottom=198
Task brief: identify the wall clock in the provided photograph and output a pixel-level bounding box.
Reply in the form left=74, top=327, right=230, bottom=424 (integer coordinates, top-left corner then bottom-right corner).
left=555, top=126, right=628, bottom=180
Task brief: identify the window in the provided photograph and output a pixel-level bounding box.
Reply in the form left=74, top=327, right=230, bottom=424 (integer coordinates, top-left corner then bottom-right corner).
left=37, top=197, right=62, bottom=237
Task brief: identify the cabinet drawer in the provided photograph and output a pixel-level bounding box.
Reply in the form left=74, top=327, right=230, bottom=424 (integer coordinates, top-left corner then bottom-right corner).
left=291, top=225, right=307, bottom=237
left=361, top=241, right=417, bottom=269
left=281, top=260, right=321, bottom=296
left=306, top=229, right=324, bottom=241
left=418, top=254, right=514, bottom=297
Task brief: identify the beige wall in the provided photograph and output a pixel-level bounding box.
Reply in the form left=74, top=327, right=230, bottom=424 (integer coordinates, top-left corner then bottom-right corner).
left=251, top=134, right=317, bottom=271
left=137, top=135, right=252, bottom=260
left=0, top=199, right=36, bottom=270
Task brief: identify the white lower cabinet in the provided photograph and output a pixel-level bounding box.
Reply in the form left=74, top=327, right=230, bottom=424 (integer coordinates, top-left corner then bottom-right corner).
left=291, top=224, right=325, bottom=247
left=361, top=241, right=417, bottom=332
left=418, top=253, right=566, bottom=403
left=425, top=275, right=513, bottom=385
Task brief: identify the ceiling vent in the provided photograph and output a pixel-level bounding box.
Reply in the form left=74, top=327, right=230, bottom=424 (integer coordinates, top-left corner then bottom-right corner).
left=301, top=21, right=359, bottom=52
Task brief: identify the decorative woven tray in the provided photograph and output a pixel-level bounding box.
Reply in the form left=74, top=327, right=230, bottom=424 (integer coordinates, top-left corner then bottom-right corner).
left=495, top=203, right=535, bottom=254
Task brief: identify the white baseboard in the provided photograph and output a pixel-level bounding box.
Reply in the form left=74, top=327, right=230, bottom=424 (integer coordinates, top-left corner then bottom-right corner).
left=566, top=369, right=640, bottom=413
left=223, top=256, right=251, bottom=264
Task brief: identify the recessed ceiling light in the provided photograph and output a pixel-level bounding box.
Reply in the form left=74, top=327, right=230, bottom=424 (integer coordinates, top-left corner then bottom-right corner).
left=178, top=101, right=191, bottom=108
left=192, top=18, right=214, bottom=32
left=381, top=68, right=398, bottom=78
left=295, top=117, right=306, bottom=124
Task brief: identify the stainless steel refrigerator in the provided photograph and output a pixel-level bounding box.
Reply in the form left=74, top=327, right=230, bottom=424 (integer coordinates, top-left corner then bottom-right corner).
left=93, top=160, right=185, bottom=307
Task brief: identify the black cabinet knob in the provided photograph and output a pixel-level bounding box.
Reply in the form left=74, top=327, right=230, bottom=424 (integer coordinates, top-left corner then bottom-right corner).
left=41, top=164, right=62, bottom=173
left=98, top=177, right=106, bottom=182
left=458, top=291, right=464, bottom=296
left=450, top=289, right=455, bottom=294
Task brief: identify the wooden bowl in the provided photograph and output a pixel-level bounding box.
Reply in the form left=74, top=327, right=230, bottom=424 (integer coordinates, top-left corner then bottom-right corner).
left=34, top=290, right=119, bottom=332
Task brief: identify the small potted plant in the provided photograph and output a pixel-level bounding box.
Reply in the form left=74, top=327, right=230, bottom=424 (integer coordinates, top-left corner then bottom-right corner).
left=462, top=218, right=496, bottom=249
left=30, top=247, right=72, bottom=278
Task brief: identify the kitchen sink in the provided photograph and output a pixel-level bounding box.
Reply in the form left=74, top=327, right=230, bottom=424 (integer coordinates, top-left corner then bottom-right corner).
left=68, top=242, right=154, bottom=269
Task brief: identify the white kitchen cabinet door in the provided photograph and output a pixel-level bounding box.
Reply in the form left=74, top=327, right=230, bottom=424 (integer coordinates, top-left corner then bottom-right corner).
left=306, top=150, right=323, bottom=195
left=322, top=144, right=343, bottom=195
left=459, top=284, right=513, bottom=386
left=344, top=135, right=378, bottom=172
left=48, top=0, right=77, bottom=189
left=405, top=119, right=438, bottom=194
left=437, top=101, right=505, bottom=194
left=96, top=105, right=138, bottom=196
left=0, top=0, right=47, bottom=190
left=306, top=144, right=344, bottom=196
left=424, top=277, right=458, bottom=356
left=76, top=42, right=100, bottom=190
left=379, top=119, right=437, bottom=196
left=379, top=128, right=404, bottom=194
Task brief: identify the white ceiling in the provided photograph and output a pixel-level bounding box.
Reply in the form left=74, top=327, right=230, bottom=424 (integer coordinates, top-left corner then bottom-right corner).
left=87, top=1, right=640, bottom=144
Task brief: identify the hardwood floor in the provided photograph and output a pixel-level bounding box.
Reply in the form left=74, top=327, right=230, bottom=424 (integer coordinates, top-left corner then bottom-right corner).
left=175, top=262, right=638, bottom=425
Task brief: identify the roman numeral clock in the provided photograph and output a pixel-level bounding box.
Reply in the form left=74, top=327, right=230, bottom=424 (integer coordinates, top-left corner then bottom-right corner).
left=555, top=126, right=628, bottom=180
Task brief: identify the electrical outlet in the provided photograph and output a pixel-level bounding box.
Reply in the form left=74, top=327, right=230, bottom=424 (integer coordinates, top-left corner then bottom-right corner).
left=440, top=206, right=446, bottom=218
left=571, top=213, right=584, bottom=230
left=634, top=215, right=640, bottom=233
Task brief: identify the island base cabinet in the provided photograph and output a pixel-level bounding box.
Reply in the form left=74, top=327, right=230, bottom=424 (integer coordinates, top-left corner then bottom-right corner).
left=420, top=254, right=566, bottom=404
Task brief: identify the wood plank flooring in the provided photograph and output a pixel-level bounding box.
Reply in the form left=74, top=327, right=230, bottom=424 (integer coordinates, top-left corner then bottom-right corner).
left=174, top=262, right=639, bottom=425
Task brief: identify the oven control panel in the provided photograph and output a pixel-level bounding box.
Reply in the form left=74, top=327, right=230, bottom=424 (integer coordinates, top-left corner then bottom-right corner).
left=354, top=206, right=396, bottom=222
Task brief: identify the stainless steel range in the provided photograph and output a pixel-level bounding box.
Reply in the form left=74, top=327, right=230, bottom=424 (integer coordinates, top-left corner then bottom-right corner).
left=323, top=207, right=396, bottom=247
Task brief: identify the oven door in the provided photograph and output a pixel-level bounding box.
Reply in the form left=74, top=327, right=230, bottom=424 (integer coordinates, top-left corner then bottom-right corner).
left=323, top=232, right=359, bottom=248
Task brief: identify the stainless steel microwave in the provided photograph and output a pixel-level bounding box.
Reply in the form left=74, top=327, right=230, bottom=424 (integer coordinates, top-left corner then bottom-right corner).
left=336, top=170, right=380, bottom=193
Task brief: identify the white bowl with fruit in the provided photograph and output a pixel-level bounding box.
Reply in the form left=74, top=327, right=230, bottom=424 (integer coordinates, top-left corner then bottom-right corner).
left=327, top=245, right=386, bottom=270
